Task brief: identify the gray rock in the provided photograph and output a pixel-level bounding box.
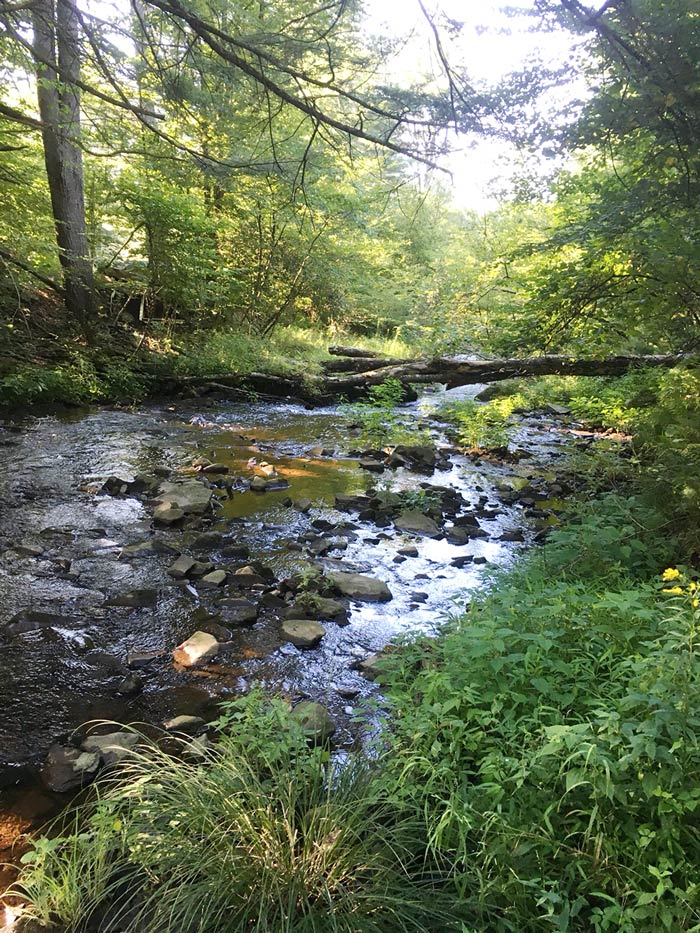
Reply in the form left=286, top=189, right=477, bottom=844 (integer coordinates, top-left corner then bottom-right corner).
left=127, top=649, right=167, bottom=669
left=120, top=539, right=178, bottom=558
left=116, top=673, right=143, bottom=696
left=156, top=480, right=213, bottom=516
left=250, top=476, right=269, bottom=491
left=334, top=494, right=372, bottom=512
left=200, top=569, right=227, bottom=587
left=231, top=566, right=265, bottom=587
left=356, top=651, right=393, bottom=683
left=281, top=620, right=326, bottom=648
left=153, top=505, right=185, bottom=526
left=331, top=571, right=392, bottom=602
left=189, top=560, right=215, bottom=577
left=285, top=595, right=349, bottom=624
left=105, top=588, right=159, bottom=609
left=173, top=631, right=219, bottom=666
left=42, top=744, right=100, bottom=792
left=294, top=498, right=312, bottom=513
left=398, top=545, right=419, bottom=557
left=394, top=510, right=441, bottom=538
left=167, top=555, right=197, bottom=578
left=445, top=527, right=470, bottom=545
left=359, top=459, right=385, bottom=473
left=289, top=701, right=335, bottom=743
left=163, top=715, right=207, bottom=735
left=218, top=597, right=258, bottom=625
left=82, top=731, right=139, bottom=766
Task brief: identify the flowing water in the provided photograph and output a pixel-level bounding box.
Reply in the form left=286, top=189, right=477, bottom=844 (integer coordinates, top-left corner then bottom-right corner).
left=0, top=387, right=579, bottom=880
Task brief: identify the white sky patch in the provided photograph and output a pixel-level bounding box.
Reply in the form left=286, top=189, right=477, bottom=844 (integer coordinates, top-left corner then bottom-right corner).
left=364, top=0, right=586, bottom=211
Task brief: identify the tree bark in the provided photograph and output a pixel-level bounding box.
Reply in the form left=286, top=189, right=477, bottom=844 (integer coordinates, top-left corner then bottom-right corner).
left=33, top=0, right=95, bottom=334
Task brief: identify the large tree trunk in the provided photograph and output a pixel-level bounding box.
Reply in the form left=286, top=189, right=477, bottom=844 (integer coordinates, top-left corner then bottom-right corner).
left=33, top=0, right=95, bottom=334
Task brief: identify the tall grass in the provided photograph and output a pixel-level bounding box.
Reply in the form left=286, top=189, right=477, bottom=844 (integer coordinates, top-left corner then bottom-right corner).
left=9, top=694, right=458, bottom=932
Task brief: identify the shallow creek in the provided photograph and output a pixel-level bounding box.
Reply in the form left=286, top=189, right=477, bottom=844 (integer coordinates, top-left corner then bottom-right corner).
left=0, top=386, right=580, bottom=871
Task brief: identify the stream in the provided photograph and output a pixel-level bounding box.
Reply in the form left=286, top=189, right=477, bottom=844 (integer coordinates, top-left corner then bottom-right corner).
left=0, top=385, right=582, bottom=879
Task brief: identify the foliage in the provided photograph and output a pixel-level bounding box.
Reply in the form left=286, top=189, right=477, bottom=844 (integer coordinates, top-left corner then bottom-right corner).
left=10, top=692, right=457, bottom=933
left=342, top=378, right=430, bottom=448
left=437, top=396, right=519, bottom=451
left=382, top=522, right=700, bottom=931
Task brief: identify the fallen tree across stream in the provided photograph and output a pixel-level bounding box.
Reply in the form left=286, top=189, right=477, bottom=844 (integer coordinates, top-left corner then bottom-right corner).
left=161, top=351, right=695, bottom=405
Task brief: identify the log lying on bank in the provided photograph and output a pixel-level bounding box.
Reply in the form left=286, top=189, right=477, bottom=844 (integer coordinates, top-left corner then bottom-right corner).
left=159, top=351, right=695, bottom=407
left=320, top=352, right=693, bottom=395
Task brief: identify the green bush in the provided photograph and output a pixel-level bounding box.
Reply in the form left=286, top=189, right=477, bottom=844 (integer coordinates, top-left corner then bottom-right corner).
left=381, top=548, right=700, bottom=932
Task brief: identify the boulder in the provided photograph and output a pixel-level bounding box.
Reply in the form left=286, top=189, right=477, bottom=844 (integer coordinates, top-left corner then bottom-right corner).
left=392, top=445, right=437, bottom=472
left=445, top=527, right=470, bottom=545
left=42, top=744, right=100, bottom=792
left=294, top=498, right=312, bottom=513
left=156, top=480, right=213, bottom=516
left=163, top=715, right=207, bottom=735
left=105, top=588, right=158, bottom=609
left=167, top=555, right=197, bottom=578
left=285, top=595, right=349, bottom=624
left=355, top=651, right=393, bottom=683
left=398, top=545, right=419, bottom=557
left=230, top=566, right=265, bottom=587
left=289, top=701, right=335, bottom=743
left=394, top=510, right=441, bottom=538
left=127, top=649, right=167, bottom=669
left=281, top=620, right=326, bottom=649
left=334, top=494, right=372, bottom=512
left=331, top=572, right=392, bottom=602
left=153, top=504, right=185, bottom=526
left=359, top=459, right=385, bottom=473
left=200, top=569, right=227, bottom=587
left=82, top=731, right=139, bottom=766
left=173, top=631, right=220, bottom=667
left=250, top=476, right=270, bottom=491
left=217, top=597, right=258, bottom=625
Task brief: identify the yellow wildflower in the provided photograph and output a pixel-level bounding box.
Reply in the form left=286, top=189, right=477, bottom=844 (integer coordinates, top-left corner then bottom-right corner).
left=663, top=586, right=684, bottom=595
left=694, top=598, right=699, bottom=609
left=662, top=568, right=682, bottom=582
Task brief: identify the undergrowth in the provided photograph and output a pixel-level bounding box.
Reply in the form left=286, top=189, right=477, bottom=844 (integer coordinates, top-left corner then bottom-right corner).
left=8, top=693, right=456, bottom=932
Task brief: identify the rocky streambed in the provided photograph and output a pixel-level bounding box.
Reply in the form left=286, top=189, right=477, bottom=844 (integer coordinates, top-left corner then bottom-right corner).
left=0, top=387, right=590, bottom=866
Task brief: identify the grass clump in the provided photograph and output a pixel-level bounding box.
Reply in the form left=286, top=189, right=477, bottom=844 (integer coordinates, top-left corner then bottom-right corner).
left=9, top=692, right=457, bottom=933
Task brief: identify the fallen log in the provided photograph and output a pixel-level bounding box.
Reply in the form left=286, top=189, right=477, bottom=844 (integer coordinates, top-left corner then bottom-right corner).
left=321, top=353, right=693, bottom=394
left=155, top=352, right=695, bottom=407
left=327, top=345, right=386, bottom=358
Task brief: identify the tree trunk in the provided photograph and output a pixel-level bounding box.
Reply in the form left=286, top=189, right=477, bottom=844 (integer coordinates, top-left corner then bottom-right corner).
left=33, top=0, right=95, bottom=334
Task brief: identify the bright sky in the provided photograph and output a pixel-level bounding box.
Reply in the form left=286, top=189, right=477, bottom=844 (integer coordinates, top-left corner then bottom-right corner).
left=364, top=0, right=583, bottom=212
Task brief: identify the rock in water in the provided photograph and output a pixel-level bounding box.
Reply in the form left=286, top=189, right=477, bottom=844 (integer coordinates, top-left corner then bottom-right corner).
left=394, top=510, right=441, bottom=538
left=42, top=744, right=100, bottom=792
left=331, top=571, right=392, bottom=602
left=173, top=631, right=220, bottom=667
left=281, top=620, right=326, bottom=648
left=167, top=555, right=197, bottom=578
left=289, top=701, right=335, bottom=743
left=156, top=480, right=213, bottom=515
left=82, top=731, right=139, bottom=766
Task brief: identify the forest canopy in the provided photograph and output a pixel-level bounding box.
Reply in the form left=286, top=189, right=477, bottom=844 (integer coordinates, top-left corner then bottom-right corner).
left=0, top=0, right=698, bottom=358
